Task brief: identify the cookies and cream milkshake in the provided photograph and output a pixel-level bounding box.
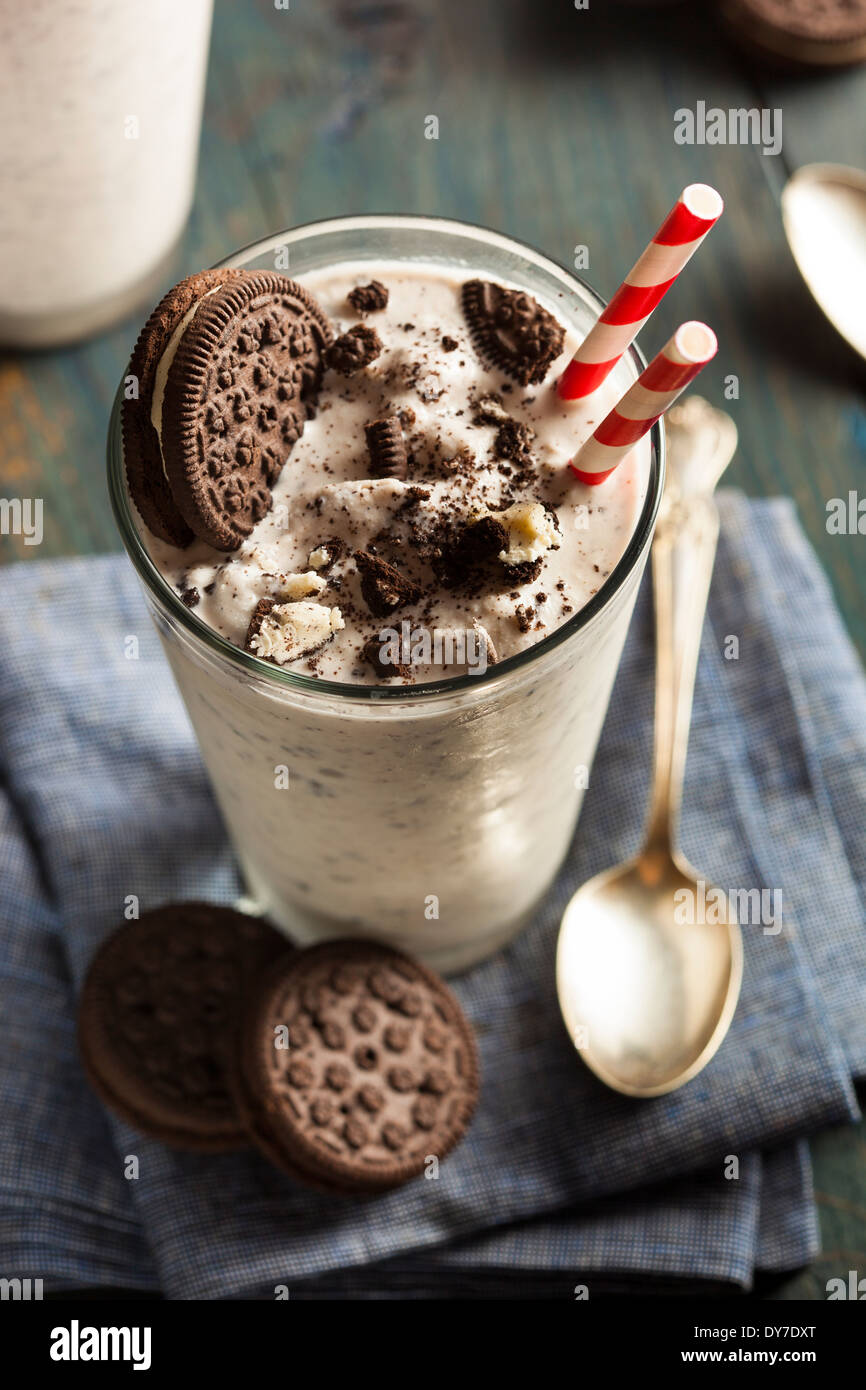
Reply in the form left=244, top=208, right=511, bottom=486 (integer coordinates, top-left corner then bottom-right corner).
left=114, top=218, right=662, bottom=971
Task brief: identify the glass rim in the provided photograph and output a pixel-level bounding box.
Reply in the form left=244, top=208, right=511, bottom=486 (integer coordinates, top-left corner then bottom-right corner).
left=107, top=212, right=665, bottom=705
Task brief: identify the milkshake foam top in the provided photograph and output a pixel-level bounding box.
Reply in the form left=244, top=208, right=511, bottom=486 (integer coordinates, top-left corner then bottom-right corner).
left=135, top=262, right=651, bottom=684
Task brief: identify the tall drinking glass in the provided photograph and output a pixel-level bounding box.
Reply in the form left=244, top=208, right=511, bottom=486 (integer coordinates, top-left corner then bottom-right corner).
left=108, top=216, right=664, bottom=972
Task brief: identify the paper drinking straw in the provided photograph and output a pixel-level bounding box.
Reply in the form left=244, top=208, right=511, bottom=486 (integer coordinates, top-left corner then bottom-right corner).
left=557, top=185, right=723, bottom=402
left=570, top=321, right=718, bottom=485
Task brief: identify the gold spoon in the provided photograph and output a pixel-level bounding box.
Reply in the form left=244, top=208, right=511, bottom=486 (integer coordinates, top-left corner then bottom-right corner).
left=556, top=397, right=743, bottom=1097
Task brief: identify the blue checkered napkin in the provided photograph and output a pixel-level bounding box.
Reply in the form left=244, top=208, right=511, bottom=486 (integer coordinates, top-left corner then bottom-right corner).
left=0, top=771, right=804, bottom=1296
left=755, top=1142, right=820, bottom=1275
left=0, top=788, right=159, bottom=1293
left=0, top=492, right=859, bottom=1298
left=709, top=499, right=866, bottom=1075
left=284, top=1143, right=817, bottom=1296
left=0, top=802, right=810, bottom=1296
left=0, top=786, right=812, bottom=1298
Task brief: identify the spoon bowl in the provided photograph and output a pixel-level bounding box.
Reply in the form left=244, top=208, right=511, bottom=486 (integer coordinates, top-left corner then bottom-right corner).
left=557, top=852, right=743, bottom=1097
left=782, top=163, right=866, bottom=362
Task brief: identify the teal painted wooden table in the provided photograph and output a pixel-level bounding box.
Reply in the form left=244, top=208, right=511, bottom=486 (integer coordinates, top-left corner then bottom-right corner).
left=1, top=0, right=863, bottom=1297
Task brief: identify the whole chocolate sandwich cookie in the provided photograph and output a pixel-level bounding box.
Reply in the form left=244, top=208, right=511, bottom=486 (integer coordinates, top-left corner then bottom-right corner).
left=722, top=0, right=866, bottom=66
left=78, top=903, right=291, bottom=1151
left=123, top=268, right=240, bottom=547
left=231, top=940, right=480, bottom=1193
left=123, top=269, right=333, bottom=551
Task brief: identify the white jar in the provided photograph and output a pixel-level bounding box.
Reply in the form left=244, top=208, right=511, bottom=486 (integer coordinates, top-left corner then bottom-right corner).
left=0, top=0, right=213, bottom=346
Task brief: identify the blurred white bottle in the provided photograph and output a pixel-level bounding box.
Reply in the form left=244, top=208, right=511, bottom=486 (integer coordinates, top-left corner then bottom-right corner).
left=0, top=0, right=213, bottom=347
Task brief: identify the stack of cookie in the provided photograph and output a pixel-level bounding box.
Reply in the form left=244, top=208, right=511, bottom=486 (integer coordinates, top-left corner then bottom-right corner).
left=78, top=905, right=480, bottom=1194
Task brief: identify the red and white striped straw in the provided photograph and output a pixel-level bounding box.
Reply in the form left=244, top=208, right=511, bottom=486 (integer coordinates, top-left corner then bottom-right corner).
left=570, top=321, right=717, bottom=485
left=557, top=184, right=723, bottom=402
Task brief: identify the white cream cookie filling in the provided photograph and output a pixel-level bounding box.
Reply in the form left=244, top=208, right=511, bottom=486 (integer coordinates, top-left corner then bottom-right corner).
left=150, top=285, right=221, bottom=474
left=249, top=601, right=345, bottom=664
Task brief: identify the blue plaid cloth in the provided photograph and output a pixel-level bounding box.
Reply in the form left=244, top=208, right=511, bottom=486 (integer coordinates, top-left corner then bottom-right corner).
left=0, top=492, right=862, bottom=1298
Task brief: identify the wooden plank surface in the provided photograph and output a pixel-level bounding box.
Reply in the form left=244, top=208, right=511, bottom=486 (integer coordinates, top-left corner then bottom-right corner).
left=0, top=0, right=863, bottom=1296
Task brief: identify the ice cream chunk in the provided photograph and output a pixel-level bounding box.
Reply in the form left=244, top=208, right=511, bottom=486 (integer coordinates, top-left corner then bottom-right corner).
left=496, top=502, right=561, bottom=566
left=276, top=571, right=327, bottom=601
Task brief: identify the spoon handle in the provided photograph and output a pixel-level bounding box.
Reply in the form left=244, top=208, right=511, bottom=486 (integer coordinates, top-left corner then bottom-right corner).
left=643, top=491, right=720, bottom=857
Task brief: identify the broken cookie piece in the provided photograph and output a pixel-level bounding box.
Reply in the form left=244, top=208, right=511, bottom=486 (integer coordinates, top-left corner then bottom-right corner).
left=326, top=324, right=383, bottom=375
left=245, top=598, right=344, bottom=665
left=355, top=550, right=422, bottom=617
left=472, top=393, right=510, bottom=425
left=365, top=415, right=408, bottom=480
left=363, top=634, right=413, bottom=681
left=348, top=280, right=389, bottom=313
left=451, top=514, right=508, bottom=568
left=307, top=538, right=345, bottom=573
left=461, top=280, right=565, bottom=386
left=494, top=419, right=534, bottom=462
left=435, top=512, right=521, bottom=591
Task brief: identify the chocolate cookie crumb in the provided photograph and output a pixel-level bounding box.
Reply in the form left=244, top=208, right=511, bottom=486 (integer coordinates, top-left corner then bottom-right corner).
left=326, top=324, right=383, bottom=375
left=365, top=415, right=408, bottom=480
left=433, top=513, right=511, bottom=592
left=355, top=551, right=422, bottom=617
left=438, top=443, right=475, bottom=476
left=454, top=515, right=508, bottom=566
left=494, top=419, right=535, bottom=462
left=441, top=335, right=459, bottom=352
left=396, top=485, right=432, bottom=513
left=347, top=280, right=389, bottom=313
left=180, top=586, right=200, bottom=608
left=515, top=605, right=533, bottom=633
